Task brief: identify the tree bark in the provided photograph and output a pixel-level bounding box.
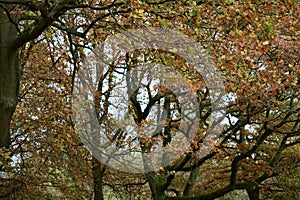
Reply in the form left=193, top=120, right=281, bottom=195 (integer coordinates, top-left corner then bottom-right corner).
left=146, top=171, right=167, bottom=200
left=0, top=5, right=19, bottom=148
left=246, top=187, right=260, bottom=200
left=92, top=157, right=105, bottom=200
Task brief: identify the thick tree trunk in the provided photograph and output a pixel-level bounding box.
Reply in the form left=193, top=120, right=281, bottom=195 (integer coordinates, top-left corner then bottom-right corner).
left=92, top=157, right=105, bottom=200
left=149, top=181, right=166, bottom=200
left=146, top=171, right=166, bottom=200
left=0, top=5, right=19, bottom=148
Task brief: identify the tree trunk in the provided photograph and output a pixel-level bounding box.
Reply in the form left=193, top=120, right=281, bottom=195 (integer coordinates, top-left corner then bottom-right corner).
left=92, top=157, right=105, bottom=200
left=0, top=5, right=20, bottom=148
left=146, top=171, right=166, bottom=200
left=149, top=181, right=166, bottom=200
left=246, top=187, right=260, bottom=200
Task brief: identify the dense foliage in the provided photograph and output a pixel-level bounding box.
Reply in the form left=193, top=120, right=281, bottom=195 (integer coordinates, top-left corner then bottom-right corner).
left=0, top=0, right=299, bottom=199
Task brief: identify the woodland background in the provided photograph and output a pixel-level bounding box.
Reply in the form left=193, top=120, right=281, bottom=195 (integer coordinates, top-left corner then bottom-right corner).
left=0, top=0, right=299, bottom=199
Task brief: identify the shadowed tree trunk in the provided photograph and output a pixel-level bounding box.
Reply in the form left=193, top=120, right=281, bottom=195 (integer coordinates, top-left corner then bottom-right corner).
left=246, top=187, right=260, bottom=200
left=146, top=171, right=167, bottom=200
left=92, top=157, right=105, bottom=200
left=0, top=5, right=19, bottom=148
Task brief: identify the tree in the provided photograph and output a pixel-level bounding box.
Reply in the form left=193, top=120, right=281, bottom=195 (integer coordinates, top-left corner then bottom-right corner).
left=0, top=0, right=133, bottom=148
left=0, top=0, right=299, bottom=200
